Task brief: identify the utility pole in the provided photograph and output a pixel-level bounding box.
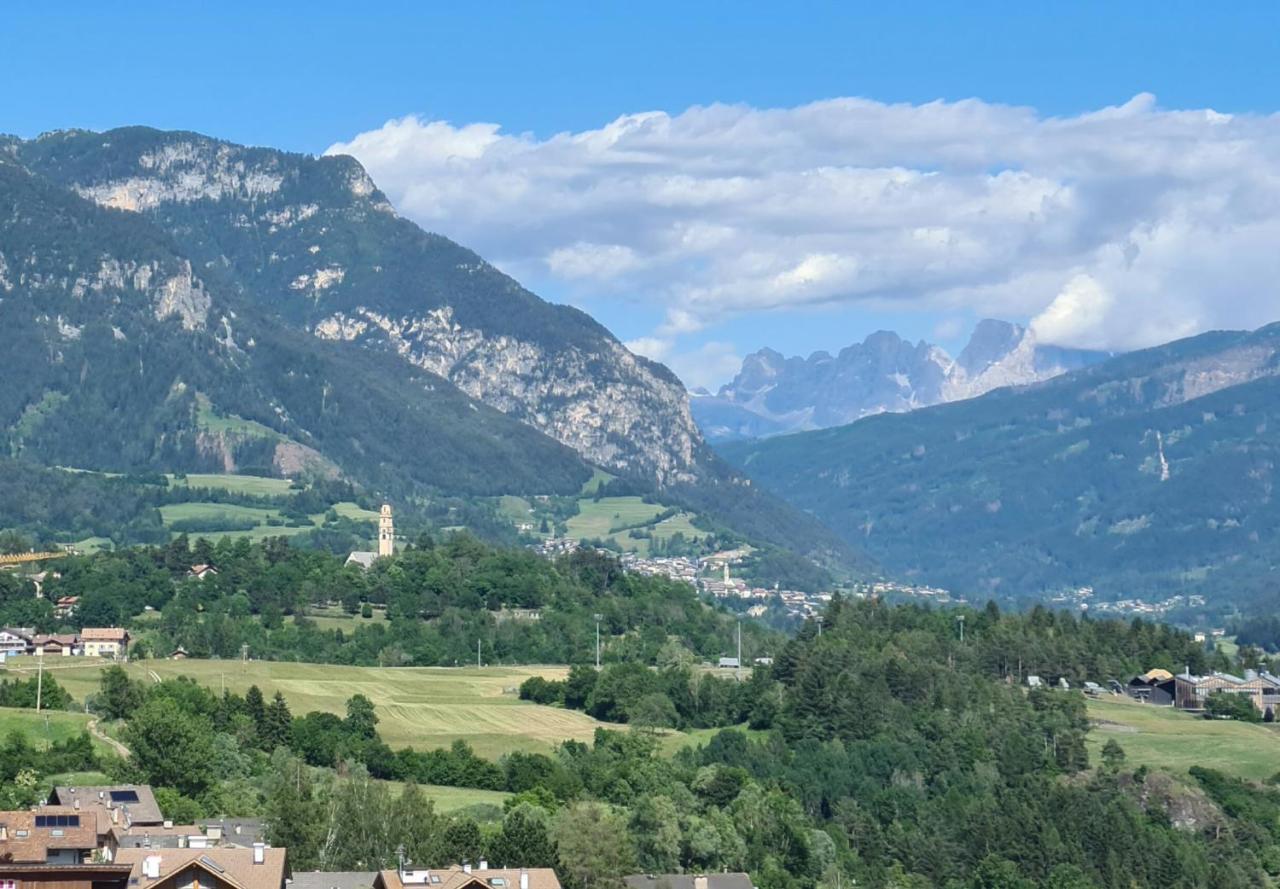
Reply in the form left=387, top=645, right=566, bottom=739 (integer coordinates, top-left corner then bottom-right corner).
left=35, top=649, right=43, bottom=712
left=594, top=613, right=603, bottom=669
left=957, top=614, right=965, bottom=644
left=816, top=615, right=823, bottom=637
left=736, top=619, right=742, bottom=679
left=477, top=638, right=482, bottom=669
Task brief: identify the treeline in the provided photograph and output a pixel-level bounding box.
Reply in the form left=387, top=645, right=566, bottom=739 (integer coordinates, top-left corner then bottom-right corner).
left=0, top=728, right=100, bottom=808
left=11, top=535, right=773, bottom=667
left=521, top=662, right=779, bottom=731
left=87, top=595, right=1280, bottom=889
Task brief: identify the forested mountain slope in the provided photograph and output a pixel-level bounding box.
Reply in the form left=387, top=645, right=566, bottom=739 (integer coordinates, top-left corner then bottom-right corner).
left=0, top=153, right=591, bottom=495
left=722, top=324, right=1280, bottom=607
left=13, top=127, right=701, bottom=484
left=0, top=128, right=859, bottom=569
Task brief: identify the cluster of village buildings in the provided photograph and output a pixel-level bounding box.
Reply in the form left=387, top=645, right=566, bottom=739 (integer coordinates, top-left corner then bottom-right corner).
left=1119, top=667, right=1280, bottom=716
left=1045, top=585, right=1210, bottom=617
left=0, top=782, right=752, bottom=889
left=1028, top=666, right=1280, bottom=719
left=0, top=626, right=129, bottom=661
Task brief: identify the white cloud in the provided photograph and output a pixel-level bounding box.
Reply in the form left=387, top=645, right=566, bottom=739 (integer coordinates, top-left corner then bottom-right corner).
left=623, top=336, right=672, bottom=362
left=665, top=341, right=745, bottom=392
left=1031, top=274, right=1114, bottom=346
left=329, top=95, right=1280, bottom=353
left=546, top=242, right=640, bottom=280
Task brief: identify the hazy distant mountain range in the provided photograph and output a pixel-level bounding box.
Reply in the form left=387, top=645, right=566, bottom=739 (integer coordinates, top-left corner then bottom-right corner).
left=692, top=320, right=1108, bottom=441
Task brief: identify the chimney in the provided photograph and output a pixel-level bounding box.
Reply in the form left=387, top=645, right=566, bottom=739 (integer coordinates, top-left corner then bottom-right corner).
left=253, top=843, right=266, bottom=865
left=463, top=863, right=472, bottom=875
left=74, top=799, right=80, bottom=810
left=520, top=870, right=529, bottom=889
left=164, top=820, right=173, bottom=829
left=143, top=855, right=162, bottom=880
left=695, top=877, right=708, bottom=889
left=98, top=791, right=105, bottom=800
left=111, top=807, right=120, bottom=824
left=479, top=861, right=488, bottom=871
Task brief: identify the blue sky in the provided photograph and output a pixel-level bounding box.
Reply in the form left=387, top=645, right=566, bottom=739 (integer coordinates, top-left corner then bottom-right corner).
left=6, top=3, right=1280, bottom=386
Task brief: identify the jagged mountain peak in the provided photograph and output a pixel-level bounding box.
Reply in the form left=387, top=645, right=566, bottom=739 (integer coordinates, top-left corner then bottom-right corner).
left=694, top=320, right=1109, bottom=442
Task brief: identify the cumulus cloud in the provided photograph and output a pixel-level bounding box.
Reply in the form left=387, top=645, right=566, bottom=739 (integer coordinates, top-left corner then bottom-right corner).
left=329, top=94, right=1280, bottom=354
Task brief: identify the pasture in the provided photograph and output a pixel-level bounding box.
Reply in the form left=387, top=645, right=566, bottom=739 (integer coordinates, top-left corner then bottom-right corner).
left=1087, top=696, right=1280, bottom=782
left=564, top=496, right=706, bottom=554
left=384, top=781, right=511, bottom=814
left=156, top=495, right=377, bottom=542
left=3, top=658, right=612, bottom=759
left=0, top=706, right=115, bottom=756
left=167, top=473, right=296, bottom=497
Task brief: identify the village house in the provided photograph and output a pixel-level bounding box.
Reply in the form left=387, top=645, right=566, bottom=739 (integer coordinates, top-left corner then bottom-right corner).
left=375, top=864, right=560, bottom=889
left=1173, top=670, right=1280, bottom=716
left=0, top=807, right=99, bottom=864
left=0, top=861, right=132, bottom=889
left=187, top=564, right=219, bottom=581
left=49, top=785, right=166, bottom=840
left=114, top=844, right=289, bottom=889
left=32, top=633, right=80, bottom=656
left=54, top=596, right=80, bottom=619
left=81, top=627, right=130, bottom=659
left=108, top=819, right=260, bottom=855
left=290, top=873, right=377, bottom=889
left=0, top=627, right=32, bottom=656
left=625, top=875, right=755, bottom=889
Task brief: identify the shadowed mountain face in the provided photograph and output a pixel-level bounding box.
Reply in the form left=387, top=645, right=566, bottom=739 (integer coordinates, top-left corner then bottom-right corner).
left=721, top=323, right=1280, bottom=606
left=0, top=127, right=862, bottom=569
left=11, top=127, right=704, bottom=485
left=693, top=320, right=1107, bottom=442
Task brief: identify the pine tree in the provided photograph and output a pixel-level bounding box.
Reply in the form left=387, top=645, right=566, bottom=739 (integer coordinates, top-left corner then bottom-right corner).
left=261, top=691, right=293, bottom=752
left=245, top=684, right=267, bottom=734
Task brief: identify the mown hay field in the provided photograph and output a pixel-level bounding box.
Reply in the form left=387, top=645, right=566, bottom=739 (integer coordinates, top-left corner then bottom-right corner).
left=1087, top=695, right=1280, bottom=782
left=4, top=658, right=608, bottom=759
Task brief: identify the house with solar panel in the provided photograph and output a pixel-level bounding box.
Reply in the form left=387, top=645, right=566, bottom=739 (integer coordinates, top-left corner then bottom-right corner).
left=0, top=807, right=98, bottom=863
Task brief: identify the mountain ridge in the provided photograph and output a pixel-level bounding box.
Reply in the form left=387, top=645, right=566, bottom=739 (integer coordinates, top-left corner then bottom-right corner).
left=693, top=319, right=1107, bottom=441
left=0, top=126, right=863, bottom=570
left=720, top=322, right=1280, bottom=609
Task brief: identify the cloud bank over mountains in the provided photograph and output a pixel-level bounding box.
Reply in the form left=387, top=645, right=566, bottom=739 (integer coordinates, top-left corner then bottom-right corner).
left=330, top=93, right=1280, bottom=376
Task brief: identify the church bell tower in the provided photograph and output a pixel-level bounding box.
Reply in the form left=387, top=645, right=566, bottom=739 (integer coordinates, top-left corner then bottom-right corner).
left=378, top=503, right=395, bottom=558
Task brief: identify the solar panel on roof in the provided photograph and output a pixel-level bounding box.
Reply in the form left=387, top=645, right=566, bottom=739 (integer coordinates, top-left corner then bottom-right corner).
left=111, top=790, right=142, bottom=803
left=199, top=856, right=225, bottom=873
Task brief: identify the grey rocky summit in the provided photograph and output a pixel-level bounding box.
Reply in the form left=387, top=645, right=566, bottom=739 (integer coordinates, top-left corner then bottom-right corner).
left=693, top=319, right=1106, bottom=441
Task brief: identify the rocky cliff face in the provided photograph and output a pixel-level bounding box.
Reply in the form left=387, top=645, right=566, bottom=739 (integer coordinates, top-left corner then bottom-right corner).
left=314, top=305, right=699, bottom=482
left=695, top=320, right=1107, bottom=441
left=18, top=128, right=702, bottom=485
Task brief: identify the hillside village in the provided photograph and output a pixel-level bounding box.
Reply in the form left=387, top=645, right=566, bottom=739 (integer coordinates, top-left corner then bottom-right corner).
left=0, top=781, right=753, bottom=889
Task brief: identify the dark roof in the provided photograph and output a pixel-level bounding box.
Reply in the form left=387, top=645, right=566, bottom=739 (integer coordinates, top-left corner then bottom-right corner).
left=199, top=818, right=266, bottom=843
left=290, top=872, right=378, bottom=889
left=624, top=876, right=754, bottom=889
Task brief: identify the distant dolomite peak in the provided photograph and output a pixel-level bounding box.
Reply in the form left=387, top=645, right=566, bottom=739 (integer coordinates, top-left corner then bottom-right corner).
left=694, top=320, right=1108, bottom=442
